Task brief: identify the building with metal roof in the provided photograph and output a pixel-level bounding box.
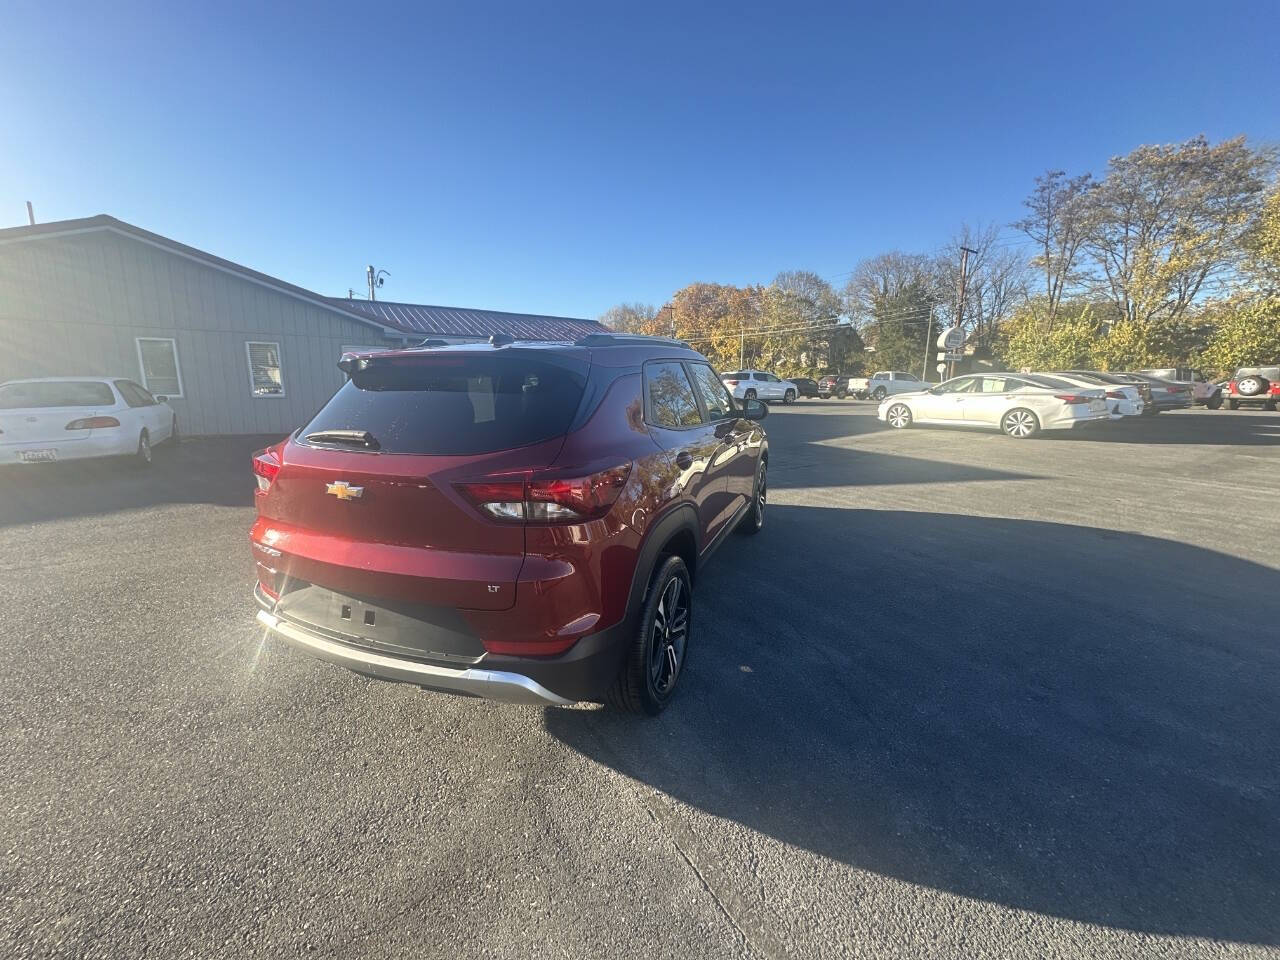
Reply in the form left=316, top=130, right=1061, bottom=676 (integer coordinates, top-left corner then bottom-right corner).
left=0, top=214, right=604, bottom=435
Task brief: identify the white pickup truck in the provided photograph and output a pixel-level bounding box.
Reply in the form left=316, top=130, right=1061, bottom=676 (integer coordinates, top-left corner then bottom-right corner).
left=862, top=370, right=928, bottom=401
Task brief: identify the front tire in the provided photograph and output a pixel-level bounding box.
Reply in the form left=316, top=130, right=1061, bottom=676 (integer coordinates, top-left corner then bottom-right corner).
left=886, top=403, right=912, bottom=429
left=1227, top=399, right=1239, bottom=410
left=607, top=555, right=692, bottom=715
left=1001, top=408, right=1040, bottom=439
left=737, top=460, right=766, bottom=535
left=783, top=389, right=796, bottom=405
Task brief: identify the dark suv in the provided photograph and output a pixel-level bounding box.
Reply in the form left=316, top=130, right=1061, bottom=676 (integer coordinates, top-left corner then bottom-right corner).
left=250, top=335, right=769, bottom=714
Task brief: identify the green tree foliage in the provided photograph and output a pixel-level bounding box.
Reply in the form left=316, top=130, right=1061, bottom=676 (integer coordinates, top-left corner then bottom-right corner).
left=999, top=303, right=1104, bottom=370
left=1201, top=297, right=1280, bottom=374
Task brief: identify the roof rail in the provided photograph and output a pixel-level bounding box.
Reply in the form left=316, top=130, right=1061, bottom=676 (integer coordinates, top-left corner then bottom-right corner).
left=572, top=332, right=690, bottom=348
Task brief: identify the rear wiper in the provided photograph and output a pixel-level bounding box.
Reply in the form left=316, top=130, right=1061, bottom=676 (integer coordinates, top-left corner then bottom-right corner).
left=304, top=429, right=381, bottom=450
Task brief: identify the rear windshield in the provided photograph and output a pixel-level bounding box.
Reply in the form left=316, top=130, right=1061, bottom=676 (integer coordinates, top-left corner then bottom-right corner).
left=0, top=381, right=115, bottom=409
left=301, top=352, right=588, bottom=455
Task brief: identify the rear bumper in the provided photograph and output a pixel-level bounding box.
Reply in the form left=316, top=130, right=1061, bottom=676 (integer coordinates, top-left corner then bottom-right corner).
left=0, top=432, right=134, bottom=464
left=254, top=585, right=631, bottom=705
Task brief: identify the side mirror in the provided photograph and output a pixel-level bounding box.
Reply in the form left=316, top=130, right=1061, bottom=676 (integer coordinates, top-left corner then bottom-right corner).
left=740, top=397, right=768, bottom=421
left=928, top=386, right=944, bottom=396
left=155, top=395, right=169, bottom=403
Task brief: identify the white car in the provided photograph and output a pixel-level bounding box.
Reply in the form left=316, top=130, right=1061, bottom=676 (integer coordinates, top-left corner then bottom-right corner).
left=865, top=370, right=928, bottom=401
left=1043, top=372, right=1145, bottom=418
left=721, top=369, right=800, bottom=404
left=0, top=377, right=177, bottom=466
left=877, top=373, right=1111, bottom=438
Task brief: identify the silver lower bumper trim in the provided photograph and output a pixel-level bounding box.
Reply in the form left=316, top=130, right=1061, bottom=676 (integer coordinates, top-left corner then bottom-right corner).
left=255, top=609, right=574, bottom=706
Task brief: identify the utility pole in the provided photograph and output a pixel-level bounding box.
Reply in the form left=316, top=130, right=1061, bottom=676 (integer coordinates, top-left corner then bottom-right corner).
left=949, top=246, right=978, bottom=379
left=740, top=320, right=745, bottom=368
left=921, top=307, right=934, bottom=380
left=367, top=266, right=389, bottom=301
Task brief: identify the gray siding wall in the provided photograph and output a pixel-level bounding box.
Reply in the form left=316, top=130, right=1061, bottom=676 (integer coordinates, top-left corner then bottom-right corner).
left=0, top=230, right=401, bottom=435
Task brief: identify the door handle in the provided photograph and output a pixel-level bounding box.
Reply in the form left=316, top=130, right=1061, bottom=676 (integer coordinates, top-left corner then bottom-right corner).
left=675, top=451, right=694, bottom=470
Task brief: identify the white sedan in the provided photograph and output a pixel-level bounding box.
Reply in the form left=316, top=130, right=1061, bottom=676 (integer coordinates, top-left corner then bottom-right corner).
left=1043, top=372, right=1145, bottom=418
left=0, top=377, right=177, bottom=466
left=877, top=373, right=1111, bottom=438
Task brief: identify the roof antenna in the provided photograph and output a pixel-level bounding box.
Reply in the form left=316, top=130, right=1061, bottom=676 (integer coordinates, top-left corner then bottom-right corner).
left=489, top=333, right=515, bottom=347
left=26, top=201, right=35, bottom=225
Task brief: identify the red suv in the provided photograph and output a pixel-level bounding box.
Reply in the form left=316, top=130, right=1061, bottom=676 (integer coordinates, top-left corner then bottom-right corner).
left=251, top=335, right=769, bottom=714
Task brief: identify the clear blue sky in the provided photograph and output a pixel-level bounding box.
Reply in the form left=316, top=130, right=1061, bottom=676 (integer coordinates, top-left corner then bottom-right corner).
left=3, top=0, right=1278, bottom=319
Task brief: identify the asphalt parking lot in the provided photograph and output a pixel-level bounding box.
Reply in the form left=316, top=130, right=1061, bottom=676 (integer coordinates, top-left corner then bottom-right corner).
left=3, top=403, right=1278, bottom=959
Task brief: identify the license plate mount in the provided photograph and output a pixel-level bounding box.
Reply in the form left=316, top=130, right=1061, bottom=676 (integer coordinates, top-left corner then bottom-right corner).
left=17, top=449, right=57, bottom=463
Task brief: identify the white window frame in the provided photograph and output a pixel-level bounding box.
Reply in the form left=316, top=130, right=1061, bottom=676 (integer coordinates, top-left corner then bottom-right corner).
left=245, top=340, right=286, bottom=399
left=135, top=337, right=184, bottom=399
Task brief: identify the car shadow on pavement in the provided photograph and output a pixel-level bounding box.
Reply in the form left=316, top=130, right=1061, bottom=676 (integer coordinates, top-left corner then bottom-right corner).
left=1055, top=410, right=1280, bottom=445
left=545, top=507, right=1280, bottom=944
left=0, top=435, right=281, bottom=528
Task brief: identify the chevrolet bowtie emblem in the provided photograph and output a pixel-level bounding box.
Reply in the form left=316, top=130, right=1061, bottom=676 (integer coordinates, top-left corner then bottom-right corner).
left=325, top=481, right=364, bottom=501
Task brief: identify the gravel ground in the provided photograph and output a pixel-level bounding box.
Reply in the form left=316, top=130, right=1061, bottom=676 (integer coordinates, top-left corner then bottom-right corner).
left=2, top=404, right=1278, bottom=959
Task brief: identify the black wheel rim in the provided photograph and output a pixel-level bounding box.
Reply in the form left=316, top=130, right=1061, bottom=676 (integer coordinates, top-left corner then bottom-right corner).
left=649, top=575, right=689, bottom=695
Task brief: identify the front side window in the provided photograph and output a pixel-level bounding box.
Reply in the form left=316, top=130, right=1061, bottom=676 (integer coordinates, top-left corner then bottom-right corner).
left=247, top=341, right=285, bottom=397
left=939, top=376, right=981, bottom=394
left=688, top=362, right=735, bottom=420
left=645, top=361, right=702, bottom=428
left=114, top=380, right=152, bottom=407
left=136, top=338, right=183, bottom=397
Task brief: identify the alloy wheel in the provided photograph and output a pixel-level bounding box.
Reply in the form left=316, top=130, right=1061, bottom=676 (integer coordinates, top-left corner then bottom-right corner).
left=1004, top=410, right=1036, bottom=438
left=649, top=576, right=689, bottom=695
left=887, top=404, right=911, bottom=428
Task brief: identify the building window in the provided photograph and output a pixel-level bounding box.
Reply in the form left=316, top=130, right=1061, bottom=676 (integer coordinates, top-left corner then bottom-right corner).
left=246, top=341, right=285, bottom=398
left=135, top=338, right=183, bottom=398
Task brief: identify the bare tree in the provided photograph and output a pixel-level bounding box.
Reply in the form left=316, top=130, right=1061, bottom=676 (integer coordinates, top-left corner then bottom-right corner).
left=1014, top=170, right=1095, bottom=328
left=933, top=224, right=1029, bottom=348
left=843, top=252, right=937, bottom=327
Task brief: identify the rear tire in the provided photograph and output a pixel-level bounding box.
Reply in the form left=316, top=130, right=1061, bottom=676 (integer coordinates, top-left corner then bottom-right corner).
left=1227, top=399, right=1240, bottom=410
left=1205, top=395, right=1222, bottom=410
left=168, top=416, right=180, bottom=446
left=1001, top=408, right=1040, bottom=439
left=606, top=555, right=692, bottom=715
left=872, top=386, right=887, bottom=401
left=783, top=389, right=796, bottom=405
left=1267, top=401, right=1278, bottom=412
left=134, top=430, right=153, bottom=467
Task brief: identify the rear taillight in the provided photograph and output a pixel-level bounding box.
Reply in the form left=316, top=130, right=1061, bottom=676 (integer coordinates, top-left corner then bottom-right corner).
left=457, top=464, right=632, bottom=523
left=66, top=416, right=120, bottom=430
left=1105, top=390, right=1125, bottom=399
left=252, top=448, right=281, bottom=494
left=724, top=380, right=739, bottom=386
left=1164, top=385, right=1187, bottom=394
left=1271, top=382, right=1280, bottom=394
left=1228, top=381, right=1238, bottom=392
left=1053, top=394, right=1092, bottom=404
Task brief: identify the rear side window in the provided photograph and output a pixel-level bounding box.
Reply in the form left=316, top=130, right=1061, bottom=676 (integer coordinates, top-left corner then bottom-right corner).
left=0, top=381, right=115, bottom=409
left=301, top=352, right=587, bottom=455
left=645, top=361, right=702, bottom=428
